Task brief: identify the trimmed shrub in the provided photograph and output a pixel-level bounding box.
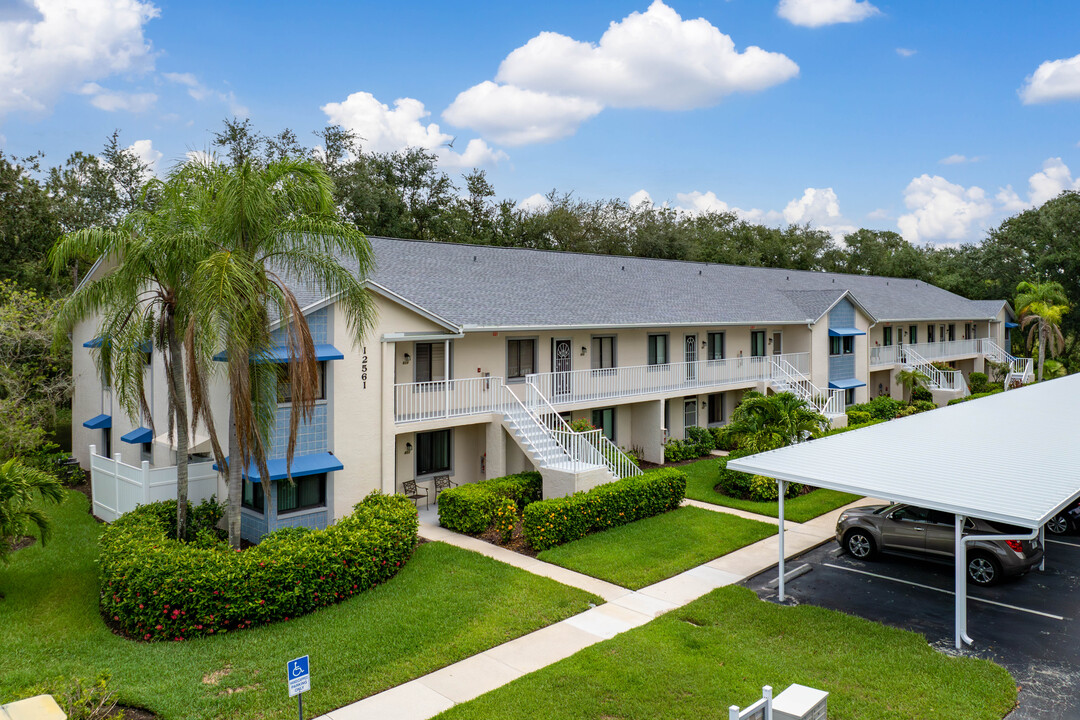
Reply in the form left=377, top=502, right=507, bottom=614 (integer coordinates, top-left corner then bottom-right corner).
left=492, top=497, right=516, bottom=544
left=897, top=405, right=917, bottom=416
left=99, top=492, right=417, bottom=642
left=968, top=371, right=990, bottom=394
left=912, top=399, right=936, bottom=412
left=437, top=472, right=542, bottom=535
left=663, top=438, right=694, bottom=462
left=685, top=426, right=715, bottom=456
left=522, top=468, right=686, bottom=551
left=846, top=409, right=872, bottom=426
left=947, top=388, right=1005, bottom=405
left=911, top=386, right=933, bottom=403
left=717, top=452, right=804, bottom=501
left=711, top=426, right=739, bottom=451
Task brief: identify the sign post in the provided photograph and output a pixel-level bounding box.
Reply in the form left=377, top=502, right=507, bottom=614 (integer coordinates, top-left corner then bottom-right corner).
left=287, top=655, right=311, bottom=720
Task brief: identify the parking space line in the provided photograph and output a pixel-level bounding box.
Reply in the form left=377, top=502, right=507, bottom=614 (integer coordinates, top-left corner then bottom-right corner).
left=1047, top=539, right=1080, bottom=549
left=821, top=563, right=1066, bottom=621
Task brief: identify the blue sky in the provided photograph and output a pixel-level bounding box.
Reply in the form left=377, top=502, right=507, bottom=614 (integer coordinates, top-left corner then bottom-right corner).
left=3, top=0, right=1079, bottom=244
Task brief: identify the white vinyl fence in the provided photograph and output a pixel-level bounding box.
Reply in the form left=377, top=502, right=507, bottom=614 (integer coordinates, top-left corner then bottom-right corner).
left=89, top=444, right=219, bottom=522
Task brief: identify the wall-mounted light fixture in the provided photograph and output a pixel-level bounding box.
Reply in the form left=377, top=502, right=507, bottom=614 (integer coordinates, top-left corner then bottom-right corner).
left=404, top=442, right=412, bottom=454
left=403, top=353, right=411, bottom=365
left=701, top=340, right=707, bottom=348
left=580, top=346, right=587, bottom=356
left=701, top=400, right=707, bottom=408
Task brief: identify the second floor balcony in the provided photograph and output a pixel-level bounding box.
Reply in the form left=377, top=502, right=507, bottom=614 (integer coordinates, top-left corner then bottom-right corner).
left=870, top=339, right=983, bottom=368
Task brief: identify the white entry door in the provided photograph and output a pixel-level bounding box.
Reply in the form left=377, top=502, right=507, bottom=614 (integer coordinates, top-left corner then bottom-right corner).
left=553, top=339, right=572, bottom=397
left=685, top=334, right=697, bottom=382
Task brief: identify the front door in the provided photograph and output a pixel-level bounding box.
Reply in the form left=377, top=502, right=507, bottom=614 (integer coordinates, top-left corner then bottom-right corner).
left=683, top=399, right=697, bottom=438
left=772, top=331, right=782, bottom=356
left=553, top=339, right=572, bottom=397
left=684, top=334, right=697, bottom=383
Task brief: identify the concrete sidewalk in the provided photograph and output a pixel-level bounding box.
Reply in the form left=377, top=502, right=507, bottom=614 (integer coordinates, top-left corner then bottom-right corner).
left=316, top=496, right=876, bottom=720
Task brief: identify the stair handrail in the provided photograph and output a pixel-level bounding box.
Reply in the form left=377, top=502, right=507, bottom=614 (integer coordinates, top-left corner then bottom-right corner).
left=592, top=432, right=644, bottom=479
left=770, top=357, right=842, bottom=416
left=499, top=385, right=574, bottom=466
left=900, top=346, right=964, bottom=391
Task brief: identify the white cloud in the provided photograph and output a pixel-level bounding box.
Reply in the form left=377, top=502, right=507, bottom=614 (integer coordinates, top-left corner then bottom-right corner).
left=0, top=0, right=159, bottom=116
left=939, top=154, right=983, bottom=165
left=78, top=82, right=156, bottom=112
left=674, top=190, right=782, bottom=224
left=321, top=91, right=507, bottom=168
left=444, top=1, right=797, bottom=144
left=1020, top=53, right=1080, bottom=104
left=128, top=138, right=161, bottom=179
left=1027, top=157, right=1080, bottom=205
left=516, top=193, right=551, bottom=212
left=866, top=208, right=891, bottom=220
left=897, top=175, right=995, bottom=244
left=896, top=48, right=917, bottom=58
left=628, top=189, right=653, bottom=207
left=443, top=82, right=602, bottom=146
left=163, top=72, right=248, bottom=117
left=782, top=187, right=857, bottom=238
left=777, top=0, right=880, bottom=28
left=995, top=186, right=1027, bottom=214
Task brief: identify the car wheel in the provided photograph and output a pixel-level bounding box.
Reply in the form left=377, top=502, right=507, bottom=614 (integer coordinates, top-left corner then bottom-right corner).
left=1046, top=513, right=1071, bottom=535
left=844, top=529, right=876, bottom=560
left=967, top=553, right=1001, bottom=586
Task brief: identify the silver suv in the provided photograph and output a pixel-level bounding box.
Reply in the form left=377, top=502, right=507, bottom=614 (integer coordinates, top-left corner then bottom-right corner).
left=836, top=504, right=1043, bottom=586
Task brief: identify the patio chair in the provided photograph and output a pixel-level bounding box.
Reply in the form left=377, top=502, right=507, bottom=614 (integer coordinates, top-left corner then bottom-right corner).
left=401, top=479, right=429, bottom=510
left=433, top=475, right=457, bottom=502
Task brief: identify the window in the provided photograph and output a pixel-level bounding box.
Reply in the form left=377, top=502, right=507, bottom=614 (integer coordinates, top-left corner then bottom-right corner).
left=842, top=336, right=854, bottom=355
left=278, top=473, right=326, bottom=514
left=908, top=325, right=918, bottom=344
left=882, top=327, right=892, bottom=347
left=772, top=332, right=782, bottom=356
left=416, top=429, right=452, bottom=476
left=948, top=324, right=956, bottom=342
left=750, top=331, right=766, bottom=357
left=927, top=324, right=935, bottom=343
left=241, top=478, right=265, bottom=513
left=277, top=361, right=326, bottom=403
left=891, top=506, right=930, bottom=523
left=415, top=342, right=448, bottom=382
left=845, top=388, right=856, bottom=405
left=591, top=336, right=616, bottom=370
left=647, top=334, right=669, bottom=365
left=829, top=336, right=842, bottom=356
left=591, top=407, right=615, bottom=441
left=706, top=332, right=725, bottom=361
left=707, top=393, right=724, bottom=425
left=939, top=324, right=946, bottom=343
left=102, top=429, right=111, bottom=460
left=507, top=338, right=536, bottom=380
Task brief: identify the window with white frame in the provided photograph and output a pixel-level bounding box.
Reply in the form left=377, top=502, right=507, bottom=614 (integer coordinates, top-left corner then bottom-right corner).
left=591, top=336, right=616, bottom=370
left=647, top=334, right=669, bottom=365
left=507, top=338, right=536, bottom=380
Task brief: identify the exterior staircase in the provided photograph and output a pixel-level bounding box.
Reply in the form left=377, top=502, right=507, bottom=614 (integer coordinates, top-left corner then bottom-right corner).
left=981, top=339, right=1035, bottom=389
left=898, top=345, right=968, bottom=395
left=769, top=357, right=845, bottom=418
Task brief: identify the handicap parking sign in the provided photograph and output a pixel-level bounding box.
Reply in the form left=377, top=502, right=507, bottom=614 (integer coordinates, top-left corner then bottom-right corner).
left=287, top=655, right=310, bottom=697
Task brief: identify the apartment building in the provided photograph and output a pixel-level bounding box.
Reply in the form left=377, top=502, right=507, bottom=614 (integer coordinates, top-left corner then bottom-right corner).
left=72, top=237, right=1028, bottom=541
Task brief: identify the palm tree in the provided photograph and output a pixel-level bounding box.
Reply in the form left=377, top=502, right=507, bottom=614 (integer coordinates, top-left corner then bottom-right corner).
left=896, top=368, right=930, bottom=403
left=51, top=169, right=222, bottom=539
left=186, top=157, right=375, bottom=549
left=1015, top=280, right=1070, bottom=382
left=0, top=458, right=63, bottom=563
left=723, top=392, right=827, bottom=452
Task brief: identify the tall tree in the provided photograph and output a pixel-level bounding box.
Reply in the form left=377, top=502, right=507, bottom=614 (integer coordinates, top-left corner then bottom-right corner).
left=187, top=156, right=376, bottom=549
left=1015, top=280, right=1069, bottom=382
left=0, top=152, right=62, bottom=292
left=896, top=368, right=930, bottom=403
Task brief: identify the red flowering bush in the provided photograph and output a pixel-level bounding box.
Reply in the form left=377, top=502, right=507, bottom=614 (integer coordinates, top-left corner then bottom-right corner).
left=99, top=491, right=417, bottom=642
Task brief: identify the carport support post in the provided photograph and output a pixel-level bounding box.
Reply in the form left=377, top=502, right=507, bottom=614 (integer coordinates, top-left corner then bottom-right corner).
left=1039, top=526, right=1045, bottom=571
left=955, top=513, right=966, bottom=650
left=778, top=479, right=787, bottom=602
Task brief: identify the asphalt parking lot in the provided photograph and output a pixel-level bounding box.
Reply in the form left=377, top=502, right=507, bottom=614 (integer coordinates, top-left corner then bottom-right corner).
left=743, top=533, right=1080, bottom=720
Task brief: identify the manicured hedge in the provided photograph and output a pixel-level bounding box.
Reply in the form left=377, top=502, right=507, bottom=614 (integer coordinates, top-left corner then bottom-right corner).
left=522, top=468, right=686, bottom=551
left=716, top=452, right=805, bottom=502
left=438, top=472, right=542, bottom=535
left=947, top=388, right=1005, bottom=405
left=664, top=426, right=715, bottom=462
left=100, top=492, right=417, bottom=642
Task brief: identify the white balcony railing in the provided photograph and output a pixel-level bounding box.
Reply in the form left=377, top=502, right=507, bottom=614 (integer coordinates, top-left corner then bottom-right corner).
left=526, top=352, right=810, bottom=407
left=394, top=376, right=506, bottom=423
left=870, top=339, right=982, bottom=367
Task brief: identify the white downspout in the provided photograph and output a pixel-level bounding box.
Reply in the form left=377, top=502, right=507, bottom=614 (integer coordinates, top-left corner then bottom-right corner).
left=955, top=515, right=1039, bottom=649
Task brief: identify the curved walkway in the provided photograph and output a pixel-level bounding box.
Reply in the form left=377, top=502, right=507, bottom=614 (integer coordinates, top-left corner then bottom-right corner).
left=316, top=496, right=878, bottom=720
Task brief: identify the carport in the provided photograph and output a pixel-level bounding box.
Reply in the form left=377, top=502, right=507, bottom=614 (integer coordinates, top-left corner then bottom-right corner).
left=728, top=374, right=1080, bottom=649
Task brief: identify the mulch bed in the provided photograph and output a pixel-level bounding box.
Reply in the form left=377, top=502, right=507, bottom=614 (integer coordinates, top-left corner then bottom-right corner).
left=111, top=707, right=157, bottom=720
left=8, top=536, right=37, bottom=552
left=477, top=517, right=538, bottom=558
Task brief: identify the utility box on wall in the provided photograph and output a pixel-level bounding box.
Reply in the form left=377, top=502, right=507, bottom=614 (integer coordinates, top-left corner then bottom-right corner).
left=773, top=683, right=829, bottom=720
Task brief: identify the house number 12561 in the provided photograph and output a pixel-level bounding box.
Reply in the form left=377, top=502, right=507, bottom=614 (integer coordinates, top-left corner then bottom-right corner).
left=361, top=347, right=368, bottom=389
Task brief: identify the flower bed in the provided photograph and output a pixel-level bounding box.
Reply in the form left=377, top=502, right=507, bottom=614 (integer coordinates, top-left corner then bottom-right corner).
left=99, top=491, right=418, bottom=642
left=437, top=472, right=542, bottom=535
left=522, top=468, right=686, bottom=551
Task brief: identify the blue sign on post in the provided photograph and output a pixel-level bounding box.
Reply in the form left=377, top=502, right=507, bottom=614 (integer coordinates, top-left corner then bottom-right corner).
left=288, top=655, right=310, bottom=697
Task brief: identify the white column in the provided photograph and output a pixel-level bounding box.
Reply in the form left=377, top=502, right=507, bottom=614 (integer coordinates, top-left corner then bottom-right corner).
left=955, top=513, right=965, bottom=650
left=778, top=479, right=787, bottom=602
left=142, top=460, right=151, bottom=506
left=1039, top=526, right=1046, bottom=571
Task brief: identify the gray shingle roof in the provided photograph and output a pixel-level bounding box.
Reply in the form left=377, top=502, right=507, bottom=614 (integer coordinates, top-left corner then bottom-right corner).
left=287, top=237, right=1007, bottom=330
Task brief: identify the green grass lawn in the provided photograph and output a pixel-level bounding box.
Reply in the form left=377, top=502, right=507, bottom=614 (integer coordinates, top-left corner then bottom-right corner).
left=435, top=585, right=1017, bottom=720
left=0, top=491, right=601, bottom=720
left=681, top=458, right=861, bottom=522
left=537, top=506, right=776, bottom=589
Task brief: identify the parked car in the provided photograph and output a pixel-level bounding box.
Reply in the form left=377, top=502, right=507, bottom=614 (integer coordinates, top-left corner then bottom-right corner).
left=836, top=504, right=1043, bottom=586
left=1046, top=499, right=1080, bottom=535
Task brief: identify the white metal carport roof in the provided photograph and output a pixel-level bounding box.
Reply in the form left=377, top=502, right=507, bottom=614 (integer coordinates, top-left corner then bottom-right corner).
left=728, top=374, right=1080, bottom=648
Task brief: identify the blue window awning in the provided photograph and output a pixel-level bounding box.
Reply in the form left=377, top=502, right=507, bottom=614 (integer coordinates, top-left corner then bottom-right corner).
left=213, top=452, right=342, bottom=483
left=213, top=344, right=344, bottom=363
left=120, top=427, right=154, bottom=444
left=83, top=414, right=112, bottom=429
left=829, top=378, right=867, bottom=390
left=828, top=327, right=866, bottom=337
left=1005, top=322, right=1019, bottom=329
